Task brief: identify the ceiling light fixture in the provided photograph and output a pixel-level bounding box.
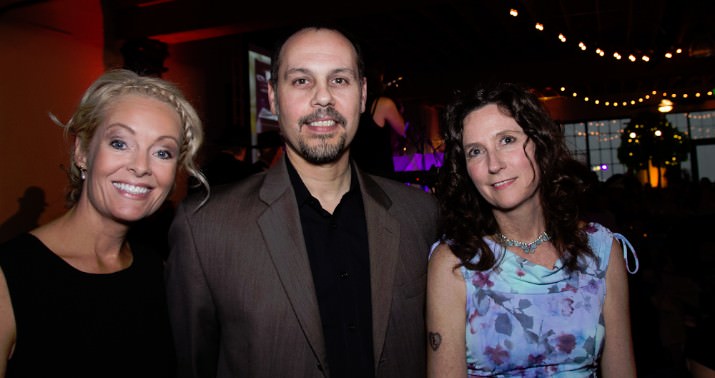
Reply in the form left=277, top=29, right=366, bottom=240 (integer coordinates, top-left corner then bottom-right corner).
left=658, top=99, right=673, bottom=113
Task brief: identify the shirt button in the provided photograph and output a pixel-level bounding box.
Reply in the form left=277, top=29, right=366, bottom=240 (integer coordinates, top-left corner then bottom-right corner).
left=338, top=271, right=349, bottom=279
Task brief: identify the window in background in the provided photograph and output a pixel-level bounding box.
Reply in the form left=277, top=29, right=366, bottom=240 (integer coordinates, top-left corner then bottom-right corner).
left=667, top=111, right=715, bottom=181
left=668, top=111, right=715, bottom=140
left=563, top=121, right=587, bottom=163
left=563, top=119, right=628, bottom=182
left=564, top=110, right=715, bottom=182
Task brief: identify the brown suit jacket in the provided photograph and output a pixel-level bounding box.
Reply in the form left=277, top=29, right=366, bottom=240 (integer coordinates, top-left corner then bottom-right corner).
left=166, top=157, right=439, bottom=377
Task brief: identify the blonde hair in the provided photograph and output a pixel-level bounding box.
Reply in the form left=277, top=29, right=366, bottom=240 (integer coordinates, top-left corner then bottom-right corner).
left=55, top=69, right=208, bottom=206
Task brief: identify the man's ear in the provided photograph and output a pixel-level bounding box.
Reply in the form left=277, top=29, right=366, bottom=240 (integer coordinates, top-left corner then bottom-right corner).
left=268, top=82, right=278, bottom=115
left=360, top=78, right=367, bottom=114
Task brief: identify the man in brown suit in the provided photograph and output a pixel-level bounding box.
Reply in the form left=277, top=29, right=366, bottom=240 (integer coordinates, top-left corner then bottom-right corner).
left=166, top=26, right=438, bottom=377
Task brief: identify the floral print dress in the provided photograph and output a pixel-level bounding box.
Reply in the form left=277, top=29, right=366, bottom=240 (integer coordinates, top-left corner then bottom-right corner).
left=461, top=223, right=618, bottom=377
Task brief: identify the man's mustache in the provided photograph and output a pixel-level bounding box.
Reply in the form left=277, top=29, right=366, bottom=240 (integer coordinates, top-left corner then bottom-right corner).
left=298, top=107, right=347, bottom=127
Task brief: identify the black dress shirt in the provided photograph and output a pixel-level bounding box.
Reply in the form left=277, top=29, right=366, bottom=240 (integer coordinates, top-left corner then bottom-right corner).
left=287, top=158, right=375, bottom=378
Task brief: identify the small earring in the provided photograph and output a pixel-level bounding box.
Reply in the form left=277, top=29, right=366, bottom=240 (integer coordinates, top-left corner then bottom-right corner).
left=80, top=168, right=87, bottom=180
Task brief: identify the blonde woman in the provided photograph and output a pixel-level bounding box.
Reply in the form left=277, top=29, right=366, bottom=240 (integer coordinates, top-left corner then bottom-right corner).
left=0, top=69, right=206, bottom=377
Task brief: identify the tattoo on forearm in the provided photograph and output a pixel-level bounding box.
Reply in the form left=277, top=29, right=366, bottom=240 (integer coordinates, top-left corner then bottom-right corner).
left=428, top=332, right=442, bottom=351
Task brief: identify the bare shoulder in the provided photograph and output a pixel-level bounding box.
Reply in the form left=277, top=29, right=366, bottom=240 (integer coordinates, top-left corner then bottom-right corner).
left=428, top=243, right=463, bottom=280
left=376, top=96, right=398, bottom=109
left=607, top=237, right=626, bottom=271
left=426, top=242, right=467, bottom=377
left=427, top=242, right=466, bottom=312
left=0, top=267, right=16, bottom=369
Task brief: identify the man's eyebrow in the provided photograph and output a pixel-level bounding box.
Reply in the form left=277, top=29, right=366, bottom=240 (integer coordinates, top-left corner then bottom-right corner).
left=284, top=67, right=310, bottom=76
left=284, top=67, right=357, bottom=78
left=331, top=67, right=357, bottom=76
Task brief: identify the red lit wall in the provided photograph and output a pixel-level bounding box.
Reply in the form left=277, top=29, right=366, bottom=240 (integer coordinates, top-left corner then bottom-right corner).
left=0, top=1, right=105, bottom=226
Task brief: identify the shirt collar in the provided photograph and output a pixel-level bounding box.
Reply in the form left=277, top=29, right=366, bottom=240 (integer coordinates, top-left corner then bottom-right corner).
left=286, top=156, right=360, bottom=207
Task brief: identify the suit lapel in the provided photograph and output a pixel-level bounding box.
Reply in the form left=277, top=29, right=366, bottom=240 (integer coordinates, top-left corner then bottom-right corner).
left=358, top=173, right=401, bottom=369
left=257, top=158, right=328, bottom=369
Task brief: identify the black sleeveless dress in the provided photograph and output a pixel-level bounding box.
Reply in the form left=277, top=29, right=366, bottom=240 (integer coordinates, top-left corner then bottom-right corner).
left=0, top=233, right=175, bottom=377
left=352, top=96, right=396, bottom=179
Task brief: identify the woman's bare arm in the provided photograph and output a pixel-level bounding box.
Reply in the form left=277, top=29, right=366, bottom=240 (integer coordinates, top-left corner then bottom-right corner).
left=0, top=268, right=16, bottom=377
left=600, top=239, right=636, bottom=377
left=427, top=243, right=467, bottom=378
left=374, top=97, right=406, bottom=137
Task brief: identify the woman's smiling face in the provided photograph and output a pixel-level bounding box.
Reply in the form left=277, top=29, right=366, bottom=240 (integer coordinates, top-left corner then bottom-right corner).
left=462, top=103, right=541, bottom=214
left=77, top=94, right=182, bottom=223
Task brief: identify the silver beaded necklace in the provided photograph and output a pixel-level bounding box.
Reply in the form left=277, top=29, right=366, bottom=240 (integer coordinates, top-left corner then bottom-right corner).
left=496, top=231, right=551, bottom=254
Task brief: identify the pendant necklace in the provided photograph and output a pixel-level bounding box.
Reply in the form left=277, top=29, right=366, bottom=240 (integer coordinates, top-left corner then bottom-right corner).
left=496, top=231, right=551, bottom=254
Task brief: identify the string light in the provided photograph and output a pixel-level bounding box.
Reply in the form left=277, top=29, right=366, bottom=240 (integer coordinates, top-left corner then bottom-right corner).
left=688, top=111, right=715, bottom=120
left=658, top=99, right=673, bottom=113
left=506, top=5, right=710, bottom=105
left=385, top=76, right=403, bottom=88
left=507, top=7, right=687, bottom=64
left=551, top=86, right=715, bottom=108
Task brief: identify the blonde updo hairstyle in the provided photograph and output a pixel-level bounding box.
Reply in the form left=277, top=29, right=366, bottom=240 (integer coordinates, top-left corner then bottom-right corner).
left=56, top=69, right=208, bottom=207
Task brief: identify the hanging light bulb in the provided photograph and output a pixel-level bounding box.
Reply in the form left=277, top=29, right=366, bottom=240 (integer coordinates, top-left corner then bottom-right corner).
left=658, top=99, right=673, bottom=113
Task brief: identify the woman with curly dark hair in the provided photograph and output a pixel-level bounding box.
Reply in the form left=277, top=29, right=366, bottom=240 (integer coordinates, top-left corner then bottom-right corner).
left=426, top=82, right=637, bottom=377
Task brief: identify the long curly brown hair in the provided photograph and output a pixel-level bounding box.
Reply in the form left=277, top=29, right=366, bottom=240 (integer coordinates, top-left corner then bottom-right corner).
left=435, top=82, right=594, bottom=272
